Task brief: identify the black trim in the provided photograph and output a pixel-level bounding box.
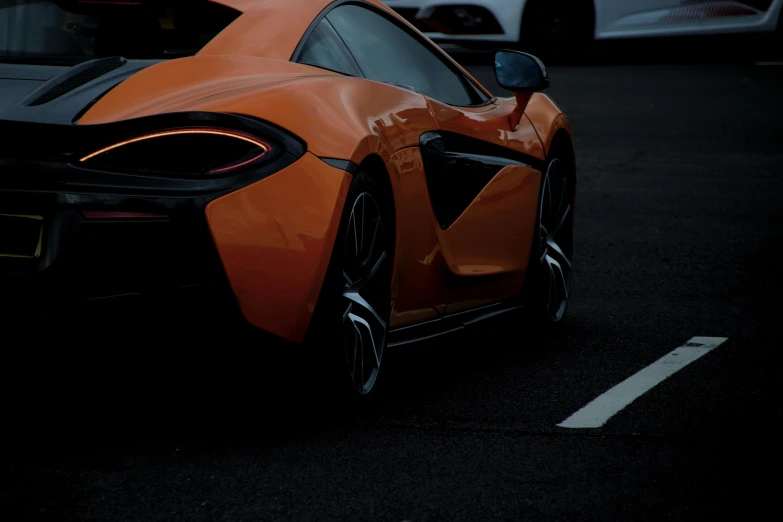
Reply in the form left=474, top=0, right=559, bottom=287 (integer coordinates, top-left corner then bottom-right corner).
left=294, top=16, right=365, bottom=78
left=28, top=56, right=127, bottom=106
left=437, top=131, right=545, bottom=171
left=290, top=0, right=350, bottom=61
left=326, top=17, right=366, bottom=77
left=387, top=301, right=522, bottom=347
left=419, top=130, right=544, bottom=229
left=290, top=0, right=491, bottom=107
left=319, top=157, right=359, bottom=174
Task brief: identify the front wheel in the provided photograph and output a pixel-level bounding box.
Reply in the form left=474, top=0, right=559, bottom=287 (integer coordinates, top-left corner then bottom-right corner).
left=523, top=148, right=575, bottom=326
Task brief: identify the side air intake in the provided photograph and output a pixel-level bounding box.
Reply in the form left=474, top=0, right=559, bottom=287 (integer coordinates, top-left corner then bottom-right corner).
left=28, top=56, right=127, bottom=106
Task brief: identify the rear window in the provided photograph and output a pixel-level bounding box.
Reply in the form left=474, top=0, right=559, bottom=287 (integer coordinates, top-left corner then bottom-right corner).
left=0, top=0, right=241, bottom=65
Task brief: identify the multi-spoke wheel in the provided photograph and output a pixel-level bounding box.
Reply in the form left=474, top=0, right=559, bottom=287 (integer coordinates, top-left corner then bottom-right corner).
left=534, top=154, right=574, bottom=323
left=341, top=191, right=391, bottom=395
left=306, top=168, right=394, bottom=402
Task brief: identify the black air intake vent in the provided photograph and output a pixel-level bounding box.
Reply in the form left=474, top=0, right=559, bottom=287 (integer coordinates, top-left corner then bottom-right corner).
left=28, top=56, right=126, bottom=106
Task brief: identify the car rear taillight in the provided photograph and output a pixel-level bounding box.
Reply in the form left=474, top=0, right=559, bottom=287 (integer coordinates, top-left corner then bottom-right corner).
left=79, top=128, right=272, bottom=176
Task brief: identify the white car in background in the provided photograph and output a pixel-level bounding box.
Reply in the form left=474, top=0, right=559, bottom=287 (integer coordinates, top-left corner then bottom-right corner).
left=383, top=0, right=782, bottom=55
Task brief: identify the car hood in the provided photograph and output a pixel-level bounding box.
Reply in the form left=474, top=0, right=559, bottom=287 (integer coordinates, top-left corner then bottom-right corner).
left=0, top=55, right=335, bottom=126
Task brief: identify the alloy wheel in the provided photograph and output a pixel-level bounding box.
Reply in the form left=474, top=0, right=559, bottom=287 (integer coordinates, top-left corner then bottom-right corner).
left=538, top=158, right=574, bottom=322
left=341, top=192, right=390, bottom=395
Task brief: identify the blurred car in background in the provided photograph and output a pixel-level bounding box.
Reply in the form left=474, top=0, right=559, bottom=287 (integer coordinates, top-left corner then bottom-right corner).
left=384, top=0, right=782, bottom=55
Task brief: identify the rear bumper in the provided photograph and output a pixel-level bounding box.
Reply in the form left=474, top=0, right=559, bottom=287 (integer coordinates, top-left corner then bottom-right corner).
left=0, top=197, right=240, bottom=330
left=0, top=157, right=350, bottom=345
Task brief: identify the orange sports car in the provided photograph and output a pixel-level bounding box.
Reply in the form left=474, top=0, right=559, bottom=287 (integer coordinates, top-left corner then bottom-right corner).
left=0, top=0, right=575, bottom=400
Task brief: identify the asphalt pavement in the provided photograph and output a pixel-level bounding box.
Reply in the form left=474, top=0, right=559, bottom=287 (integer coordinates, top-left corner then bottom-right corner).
left=4, top=54, right=783, bottom=521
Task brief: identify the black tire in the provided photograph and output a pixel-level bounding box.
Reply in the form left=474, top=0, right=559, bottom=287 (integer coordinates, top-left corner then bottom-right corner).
left=518, top=0, right=595, bottom=62
left=521, top=139, right=576, bottom=328
left=304, top=167, right=395, bottom=408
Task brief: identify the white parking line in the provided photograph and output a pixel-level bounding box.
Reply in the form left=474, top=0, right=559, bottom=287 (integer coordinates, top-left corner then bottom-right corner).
left=557, top=336, right=728, bottom=429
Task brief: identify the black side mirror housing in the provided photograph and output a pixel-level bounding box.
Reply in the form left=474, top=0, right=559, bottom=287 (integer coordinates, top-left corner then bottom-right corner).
left=493, top=50, right=549, bottom=130
left=493, top=50, right=549, bottom=93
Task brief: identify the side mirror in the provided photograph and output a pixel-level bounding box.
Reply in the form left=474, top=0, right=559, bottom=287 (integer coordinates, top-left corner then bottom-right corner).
left=493, top=50, right=549, bottom=93
left=493, top=50, right=549, bottom=130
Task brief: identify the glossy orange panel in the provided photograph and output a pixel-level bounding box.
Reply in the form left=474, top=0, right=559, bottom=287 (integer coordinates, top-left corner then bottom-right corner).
left=524, top=93, right=573, bottom=156
left=205, top=153, right=351, bottom=344
left=440, top=166, right=540, bottom=315
left=386, top=148, right=453, bottom=329
left=446, top=165, right=540, bottom=277
left=181, top=76, right=436, bottom=164
left=78, top=56, right=337, bottom=125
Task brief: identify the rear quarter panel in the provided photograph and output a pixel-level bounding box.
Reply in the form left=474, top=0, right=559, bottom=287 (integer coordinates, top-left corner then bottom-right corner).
left=205, top=153, right=352, bottom=343
left=193, top=77, right=442, bottom=340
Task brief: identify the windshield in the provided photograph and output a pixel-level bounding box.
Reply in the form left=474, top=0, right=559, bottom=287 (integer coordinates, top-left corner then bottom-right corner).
left=0, top=0, right=241, bottom=65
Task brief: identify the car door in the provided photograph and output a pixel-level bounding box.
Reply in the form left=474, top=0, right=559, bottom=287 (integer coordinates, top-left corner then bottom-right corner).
left=422, top=97, right=545, bottom=313
left=326, top=3, right=545, bottom=313
left=293, top=6, right=455, bottom=325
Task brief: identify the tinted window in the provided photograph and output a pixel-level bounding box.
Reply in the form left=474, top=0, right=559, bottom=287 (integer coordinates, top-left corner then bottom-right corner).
left=297, top=18, right=362, bottom=76
left=0, top=0, right=240, bottom=65
left=326, top=5, right=479, bottom=106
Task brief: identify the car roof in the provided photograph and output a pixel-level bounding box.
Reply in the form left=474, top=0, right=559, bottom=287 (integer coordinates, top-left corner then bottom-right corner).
left=215, top=0, right=386, bottom=14
left=201, top=0, right=492, bottom=100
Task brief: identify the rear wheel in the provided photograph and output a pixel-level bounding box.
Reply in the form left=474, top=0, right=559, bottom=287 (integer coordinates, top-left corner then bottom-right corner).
left=519, top=0, right=595, bottom=61
left=306, top=168, right=394, bottom=405
left=341, top=190, right=391, bottom=396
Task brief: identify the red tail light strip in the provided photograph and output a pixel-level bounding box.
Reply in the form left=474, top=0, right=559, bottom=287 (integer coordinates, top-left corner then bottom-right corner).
left=79, top=128, right=271, bottom=173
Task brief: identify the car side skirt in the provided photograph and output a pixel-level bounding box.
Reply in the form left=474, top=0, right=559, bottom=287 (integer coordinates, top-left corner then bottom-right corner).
left=387, top=300, right=523, bottom=347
